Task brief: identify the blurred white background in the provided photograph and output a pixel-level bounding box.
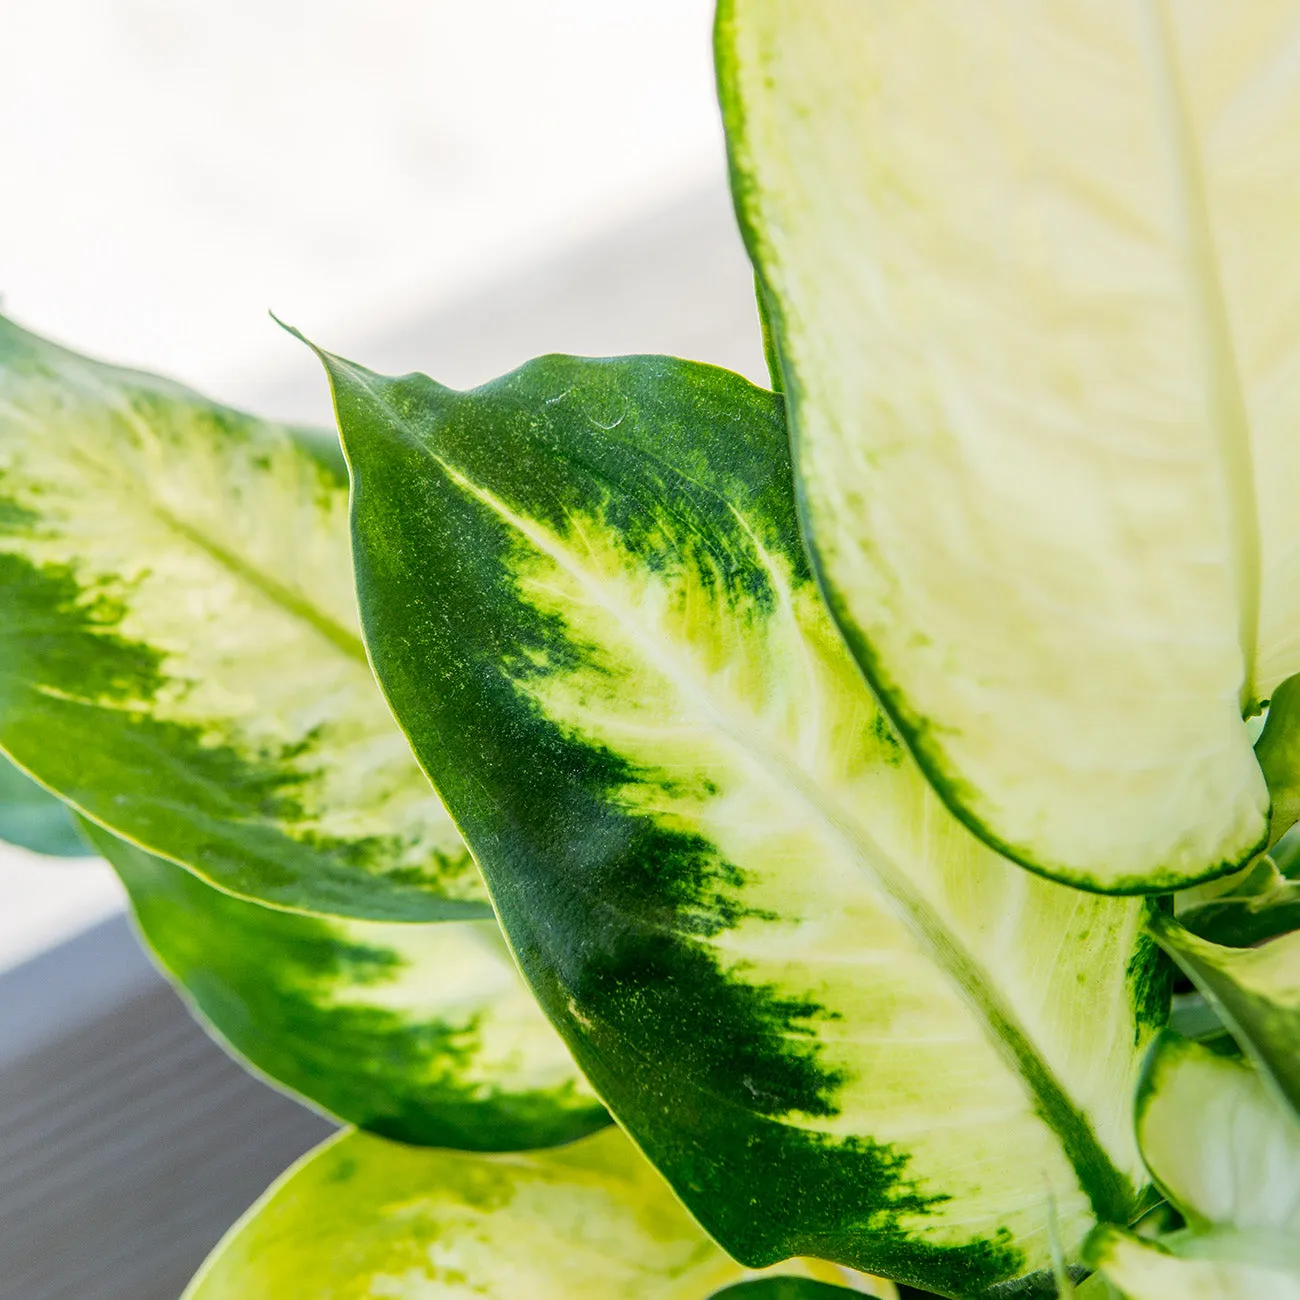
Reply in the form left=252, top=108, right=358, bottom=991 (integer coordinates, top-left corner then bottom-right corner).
left=2, top=0, right=733, bottom=398
left=0, top=0, right=766, bottom=968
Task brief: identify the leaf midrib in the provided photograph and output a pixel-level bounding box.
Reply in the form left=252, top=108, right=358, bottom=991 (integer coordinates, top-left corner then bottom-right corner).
left=147, top=499, right=368, bottom=665
left=51, top=384, right=371, bottom=667
left=434, top=452, right=1134, bottom=1223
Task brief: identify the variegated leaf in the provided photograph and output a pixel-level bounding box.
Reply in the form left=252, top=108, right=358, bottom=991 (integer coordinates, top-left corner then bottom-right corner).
left=320, top=346, right=1163, bottom=1297
left=1168, top=990, right=1229, bottom=1043
left=1134, top=1034, right=1300, bottom=1236
left=1176, top=835, right=1300, bottom=949
left=0, top=315, right=482, bottom=919
left=1256, top=676, right=1300, bottom=844
left=185, top=1126, right=850, bottom=1299
left=1150, top=912, right=1300, bottom=1115
left=0, top=748, right=90, bottom=857
left=716, top=2, right=1300, bottom=892
left=80, top=818, right=604, bottom=1149
left=1085, top=1226, right=1300, bottom=1300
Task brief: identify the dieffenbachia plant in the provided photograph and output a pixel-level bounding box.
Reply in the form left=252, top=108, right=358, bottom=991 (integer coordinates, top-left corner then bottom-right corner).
left=0, top=316, right=477, bottom=920
left=6, top=4, right=1300, bottom=1299
left=187, top=1127, right=885, bottom=1299
left=717, top=1, right=1300, bottom=894
left=79, top=817, right=609, bottom=1151
left=1085, top=1027, right=1300, bottom=1297
left=312, top=344, right=1159, bottom=1296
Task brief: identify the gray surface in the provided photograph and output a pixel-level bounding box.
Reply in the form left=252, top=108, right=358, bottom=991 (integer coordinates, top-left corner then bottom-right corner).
left=0, top=917, right=335, bottom=1300
left=0, top=912, right=156, bottom=1064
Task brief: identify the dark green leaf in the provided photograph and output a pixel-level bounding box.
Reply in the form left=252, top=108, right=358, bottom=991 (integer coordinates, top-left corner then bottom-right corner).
left=320, top=343, right=1161, bottom=1297
left=81, top=819, right=606, bottom=1150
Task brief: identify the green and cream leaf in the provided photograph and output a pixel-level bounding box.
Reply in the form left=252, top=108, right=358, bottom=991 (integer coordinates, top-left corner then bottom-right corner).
left=321, top=346, right=1162, bottom=1296
left=1086, top=973, right=1300, bottom=1298
left=1175, top=841, right=1300, bottom=949
left=81, top=819, right=605, bottom=1149
left=716, top=1, right=1300, bottom=892
left=1134, top=1034, right=1300, bottom=1235
left=0, top=315, right=482, bottom=919
left=185, top=1126, right=848, bottom=1299
left=1085, top=1226, right=1300, bottom=1300
left=1149, top=913, right=1300, bottom=1116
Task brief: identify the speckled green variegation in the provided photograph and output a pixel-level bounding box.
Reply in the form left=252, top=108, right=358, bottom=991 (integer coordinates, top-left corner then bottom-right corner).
left=317, top=345, right=1163, bottom=1297
left=1150, top=912, right=1300, bottom=1116
left=185, top=1126, right=856, bottom=1299
left=80, top=819, right=605, bottom=1149
left=0, top=749, right=90, bottom=856
left=715, top=2, right=1300, bottom=895
left=0, top=315, right=481, bottom=919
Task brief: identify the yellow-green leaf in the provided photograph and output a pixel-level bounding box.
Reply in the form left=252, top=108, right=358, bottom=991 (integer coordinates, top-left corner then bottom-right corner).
left=1149, top=912, right=1300, bottom=1116
left=80, top=819, right=606, bottom=1150
left=1175, top=838, right=1300, bottom=949
left=1135, top=1034, right=1300, bottom=1235
left=1088, top=1033, right=1300, bottom=1297
left=1085, top=1226, right=1300, bottom=1300
left=185, top=1126, right=845, bottom=1299
left=0, top=315, right=482, bottom=919
left=715, top=2, right=1300, bottom=892
left=321, top=345, right=1163, bottom=1296
left=1256, top=676, right=1300, bottom=844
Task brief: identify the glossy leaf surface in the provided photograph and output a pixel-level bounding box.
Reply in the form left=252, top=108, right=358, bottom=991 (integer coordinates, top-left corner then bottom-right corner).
left=82, top=820, right=605, bottom=1149
left=0, top=315, right=482, bottom=919
left=324, top=347, right=1161, bottom=1296
left=0, top=749, right=90, bottom=856
left=1135, top=1034, right=1300, bottom=1234
left=186, top=1126, right=841, bottom=1299
left=715, top=2, right=1300, bottom=892
left=1150, top=912, right=1300, bottom=1114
